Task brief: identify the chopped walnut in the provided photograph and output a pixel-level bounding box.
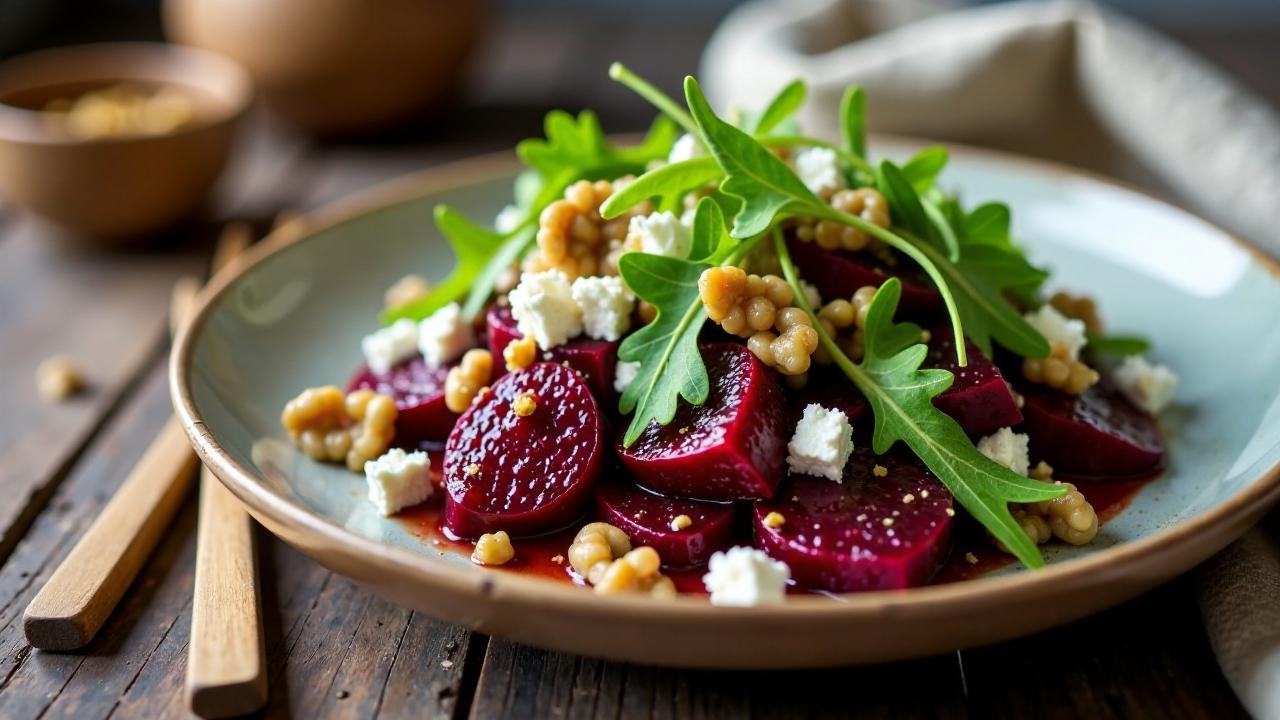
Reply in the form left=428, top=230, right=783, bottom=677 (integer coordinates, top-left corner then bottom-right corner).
left=993, top=475, right=1099, bottom=553
left=524, top=179, right=649, bottom=280
left=502, top=336, right=537, bottom=372
left=1023, top=341, right=1099, bottom=395
left=566, top=523, right=673, bottom=598
left=281, top=386, right=398, bottom=472
left=472, top=531, right=515, bottom=565
left=384, top=274, right=431, bottom=311
left=444, top=349, right=494, bottom=413
left=794, top=188, right=891, bottom=252
left=813, top=285, right=877, bottom=363
left=699, top=267, right=819, bottom=375
left=1049, top=291, right=1103, bottom=332
left=36, top=356, right=85, bottom=401
left=512, top=391, right=538, bottom=417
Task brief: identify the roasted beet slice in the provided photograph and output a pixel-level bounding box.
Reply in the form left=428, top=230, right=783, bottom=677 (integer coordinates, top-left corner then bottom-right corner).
left=617, top=343, right=787, bottom=501
left=754, top=450, right=954, bottom=592
left=1020, top=381, right=1164, bottom=480
left=595, top=481, right=735, bottom=568
left=443, top=362, right=605, bottom=538
left=926, top=329, right=1023, bottom=437
left=347, top=356, right=458, bottom=444
left=487, top=304, right=619, bottom=405
left=787, top=237, right=940, bottom=319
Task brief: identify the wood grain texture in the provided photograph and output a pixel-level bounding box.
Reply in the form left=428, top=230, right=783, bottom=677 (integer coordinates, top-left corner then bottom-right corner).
left=21, top=415, right=199, bottom=650
left=188, top=471, right=268, bottom=717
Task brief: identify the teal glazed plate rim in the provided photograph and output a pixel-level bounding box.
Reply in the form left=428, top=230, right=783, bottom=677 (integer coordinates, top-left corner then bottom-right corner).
left=170, top=139, right=1280, bottom=668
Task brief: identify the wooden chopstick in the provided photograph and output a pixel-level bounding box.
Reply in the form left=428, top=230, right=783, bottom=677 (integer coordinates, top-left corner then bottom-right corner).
left=187, top=215, right=299, bottom=718
left=23, top=222, right=255, bottom=652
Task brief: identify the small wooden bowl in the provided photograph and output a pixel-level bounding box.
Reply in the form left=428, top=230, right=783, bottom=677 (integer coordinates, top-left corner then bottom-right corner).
left=0, top=43, right=252, bottom=242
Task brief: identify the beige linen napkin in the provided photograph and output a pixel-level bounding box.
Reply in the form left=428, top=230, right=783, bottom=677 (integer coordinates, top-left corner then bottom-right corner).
left=702, top=2, right=1280, bottom=716
left=700, top=0, right=1280, bottom=258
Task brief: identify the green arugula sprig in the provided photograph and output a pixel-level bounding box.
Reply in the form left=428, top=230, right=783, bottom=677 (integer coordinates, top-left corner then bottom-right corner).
left=680, top=76, right=972, bottom=367
left=385, top=110, right=678, bottom=323
left=773, top=232, right=1066, bottom=568
left=617, top=198, right=750, bottom=445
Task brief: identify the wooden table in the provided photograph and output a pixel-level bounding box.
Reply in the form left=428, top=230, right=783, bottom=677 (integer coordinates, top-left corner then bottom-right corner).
left=0, top=13, right=1273, bottom=719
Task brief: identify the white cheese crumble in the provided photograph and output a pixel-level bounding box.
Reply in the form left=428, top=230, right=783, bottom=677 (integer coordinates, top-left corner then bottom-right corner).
left=702, top=546, right=790, bottom=606
left=786, top=403, right=854, bottom=482
left=508, top=270, right=583, bottom=350
left=628, top=211, right=692, bottom=259
left=667, top=133, right=707, bottom=164
left=614, top=360, right=640, bottom=394
left=417, top=302, right=475, bottom=368
left=1114, top=356, right=1178, bottom=415
left=792, top=147, right=846, bottom=196
left=494, top=204, right=523, bottom=234
left=1023, top=305, right=1088, bottom=361
left=361, top=318, right=419, bottom=374
left=364, top=448, right=432, bottom=517
left=976, top=427, right=1031, bottom=477
left=570, top=275, right=635, bottom=341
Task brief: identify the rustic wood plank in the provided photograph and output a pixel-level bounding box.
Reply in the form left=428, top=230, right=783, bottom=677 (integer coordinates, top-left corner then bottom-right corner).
left=469, top=640, right=966, bottom=720
left=961, top=576, right=1247, bottom=719
left=0, top=225, right=205, bottom=565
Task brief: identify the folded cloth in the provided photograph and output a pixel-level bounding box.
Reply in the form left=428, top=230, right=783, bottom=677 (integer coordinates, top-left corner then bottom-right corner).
left=704, top=3, right=1280, bottom=715
left=700, top=0, right=1280, bottom=257
left=1198, top=515, right=1280, bottom=719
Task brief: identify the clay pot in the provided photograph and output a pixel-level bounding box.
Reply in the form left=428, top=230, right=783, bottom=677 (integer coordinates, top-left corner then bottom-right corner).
left=164, top=0, right=486, bottom=138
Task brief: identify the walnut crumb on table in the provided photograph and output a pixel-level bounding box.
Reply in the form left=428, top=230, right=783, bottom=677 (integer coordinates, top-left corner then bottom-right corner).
left=36, top=356, right=85, bottom=401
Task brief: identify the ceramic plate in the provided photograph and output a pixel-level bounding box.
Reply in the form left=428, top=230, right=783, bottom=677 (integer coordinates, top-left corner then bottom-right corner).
left=171, top=140, right=1280, bottom=668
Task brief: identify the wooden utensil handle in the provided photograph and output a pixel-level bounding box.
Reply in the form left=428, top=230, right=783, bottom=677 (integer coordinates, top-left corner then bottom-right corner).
left=23, top=416, right=198, bottom=650
left=187, top=468, right=267, bottom=718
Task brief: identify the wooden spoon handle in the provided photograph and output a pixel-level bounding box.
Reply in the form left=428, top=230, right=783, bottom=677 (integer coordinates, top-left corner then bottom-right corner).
left=23, top=416, right=199, bottom=650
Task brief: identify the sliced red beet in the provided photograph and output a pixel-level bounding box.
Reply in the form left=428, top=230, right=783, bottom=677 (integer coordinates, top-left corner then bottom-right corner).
left=443, top=362, right=605, bottom=538
left=487, top=304, right=619, bottom=406
left=754, top=449, right=954, bottom=592
left=594, top=481, right=735, bottom=569
left=617, top=343, right=787, bottom=502
left=1019, top=381, right=1165, bottom=480
left=347, top=356, right=458, bottom=444
left=926, top=328, right=1023, bottom=437
left=787, top=237, right=940, bottom=319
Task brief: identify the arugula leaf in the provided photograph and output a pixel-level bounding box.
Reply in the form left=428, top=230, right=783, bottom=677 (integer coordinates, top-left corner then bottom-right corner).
left=776, top=239, right=1066, bottom=569
left=517, top=110, right=678, bottom=179
left=684, top=76, right=968, bottom=365
left=900, top=146, right=949, bottom=194
left=384, top=206, right=513, bottom=323
left=1087, top=331, right=1150, bottom=356
left=963, top=202, right=1013, bottom=247
left=839, top=85, right=867, bottom=158
left=609, top=62, right=697, bottom=135
left=750, top=80, right=807, bottom=135
left=877, top=161, right=938, bottom=246
left=688, top=196, right=736, bottom=263
left=684, top=77, right=819, bottom=238
left=617, top=254, right=711, bottom=446
left=599, top=157, right=722, bottom=220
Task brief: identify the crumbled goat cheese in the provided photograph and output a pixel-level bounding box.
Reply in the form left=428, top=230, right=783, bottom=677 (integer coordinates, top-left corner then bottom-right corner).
left=614, top=360, right=640, bottom=394
left=494, top=204, right=523, bottom=234
left=786, top=404, right=854, bottom=482
left=364, top=448, right=432, bottom=516
left=1114, top=356, right=1178, bottom=415
left=667, top=133, right=707, bottom=164
left=629, top=211, right=693, bottom=259
left=702, top=546, right=790, bottom=606
left=976, top=427, right=1031, bottom=477
left=1023, top=305, right=1088, bottom=360
left=417, top=302, right=475, bottom=367
left=801, top=281, right=822, bottom=309
left=571, top=275, right=635, bottom=341
left=793, top=147, right=846, bottom=196
left=507, top=270, right=583, bottom=350
left=361, top=318, right=419, bottom=374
